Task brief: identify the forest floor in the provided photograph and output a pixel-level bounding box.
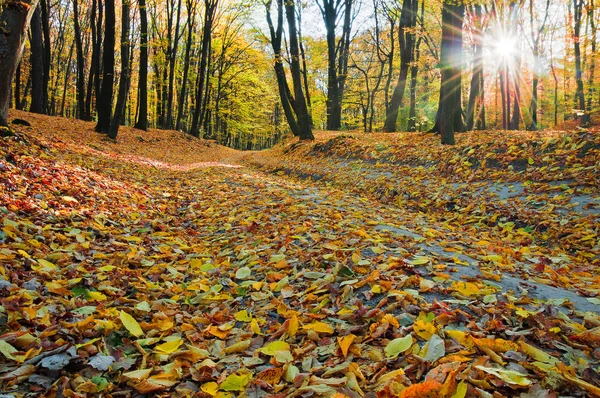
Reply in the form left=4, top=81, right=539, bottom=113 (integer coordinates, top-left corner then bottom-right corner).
left=0, top=110, right=599, bottom=397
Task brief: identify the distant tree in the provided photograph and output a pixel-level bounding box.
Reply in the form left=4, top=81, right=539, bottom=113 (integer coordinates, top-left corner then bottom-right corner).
left=0, top=0, right=39, bottom=127
left=108, top=0, right=131, bottom=139
left=95, top=0, right=115, bottom=134
left=135, top=0, right=149, bottom=131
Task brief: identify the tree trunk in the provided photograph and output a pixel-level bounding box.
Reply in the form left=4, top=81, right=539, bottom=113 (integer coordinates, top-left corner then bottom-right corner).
left=383, top=0, right=417, bottom=132
left=135, top=0, right=148, bottom=131
left=285, top=0, right=313, bottom=139
left=573, top=0, right=587, bottom=125
left=60, top=43, right=75, bottom=117
left=0, top=0, right=38, bottom=126
left=73, top=0, right=85, bottom=119
left=586, top=0, right=596, bottom=123
left=265, top=0, right=313, bottom=140
left=191, top=0, right=217, bottom=137
left=29, top=4, right=45, bottom=114
left=408, top=0, right=424, bottom=132
left=466, top=4, right=483, bottom=131
left=438, top=0, right=464, bottom=145
left=176, top=0, right=196, bottom=131
left=95, top=0, right=115, bottom=134
left=15, top=61, right=22, bottom=111
left=165, top=0, right=182, bottom=129
left=108, top=0, right=130, bottom=139
left=40, top=0, right=50, bottom=111
left=85, top=0, right=98, bottom=120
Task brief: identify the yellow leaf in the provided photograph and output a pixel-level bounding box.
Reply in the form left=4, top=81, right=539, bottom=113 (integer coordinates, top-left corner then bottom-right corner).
left=119, top=310, right=144, bottom=337
left=155, top=338, right=183, bottom=354
left=122, top=368, right=153, bottom=381
left=87, top=291, right=107, bottom=301
left=201, top=381, right=219, bottom=396
left=413, top=319, right=436, bottom=340
left=337, top=334, right=356, bottom=357
left=288, top=314, right=299, bottom=337
left=519, top=341, right=558, bottom=365
left=250, top=319, right=263, bottom=335
left=258, top=341, right=290, bottom=356
left=220, top=373, right=252, bottom=391
left=207, top=325, right=230, bottom=339
left=410, top=256, right=430, bottom=266
left=451, top=381, right=468, bottom=398
left=452, top=281, right=480, bottom=297
left=224, top=340, right=251, bottom=354
left=234, top=310, right=252, bottom=322
left=302, top=321, right=334, bottom=334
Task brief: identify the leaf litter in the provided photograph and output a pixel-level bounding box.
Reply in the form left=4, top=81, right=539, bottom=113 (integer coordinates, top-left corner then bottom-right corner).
left=0, top=111, right=599, bottom=396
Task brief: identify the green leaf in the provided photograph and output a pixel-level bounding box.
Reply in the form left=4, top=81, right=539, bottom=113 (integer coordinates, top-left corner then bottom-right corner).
left=384, top=335, right=413, bottom=358
left=220, top=373, right=252, bottom=391
left=235, top=267, right=252, bottom=280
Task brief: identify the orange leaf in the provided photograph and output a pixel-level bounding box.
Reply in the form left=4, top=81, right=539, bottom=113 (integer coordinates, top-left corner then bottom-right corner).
left=337, top=334, right=356, bottom=357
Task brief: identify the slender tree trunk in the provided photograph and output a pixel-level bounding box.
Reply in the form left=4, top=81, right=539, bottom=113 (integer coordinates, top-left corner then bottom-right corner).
left=298, top=7, right=312, bottom=125
left=587, top=0, right=596, bottom=123
left=135, top=0, right=148, bottom=130
left=40, top=0, right=50, bottom=112
left=384, top=0, right=417, bottom=132
left=166, top=0, right=182, bottom=129
left=510, top=56, right=521, bottom=130
left=94, top=0, right=104, bottom=121
left=30, top=4, right=45, bottom=114
left=285, top=0, right=313, bottom=139
left=384, top=19, right=395, bottom=113
left=60, top=43, right=75, bottom=117
left=85, top=0, right=98, bottom=120
left=73, top=0, right=85, bottom=119
left=108, top=0, right=130, bottom=139
left=466, top=5, right=483, bottom=131
left=265, top=0, right=313, bottom=139
left=191, top=0, right=217, bottom=137
left=573, top=0, right=587, bottom=125
left=95, top=0, right=115, bottom=133
left=408, top=0, right=424, bottom=132
left=176, top=0, right=196, bottom=131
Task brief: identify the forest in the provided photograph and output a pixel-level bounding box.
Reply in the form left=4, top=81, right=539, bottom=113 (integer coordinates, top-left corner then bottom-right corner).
left=4, top=0, right=599, bottom=148
left=0, top=0, right=600, bottom=397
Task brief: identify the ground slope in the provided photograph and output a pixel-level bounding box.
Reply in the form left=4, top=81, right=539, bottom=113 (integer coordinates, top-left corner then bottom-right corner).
left=0, top=112, right=599, bottom=397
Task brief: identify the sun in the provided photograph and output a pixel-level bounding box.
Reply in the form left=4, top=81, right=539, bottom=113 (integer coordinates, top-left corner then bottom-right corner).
left=492, top=35, right=518, bottom=60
